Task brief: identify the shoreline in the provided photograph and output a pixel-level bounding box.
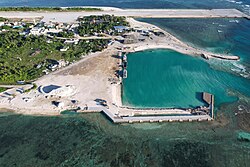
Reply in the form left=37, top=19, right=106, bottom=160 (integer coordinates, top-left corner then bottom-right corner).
left=0, top=8, right=249, bottom=23
left=0, top=11, right=243, bottom=119
left=124, top=18, right=239, bottom=60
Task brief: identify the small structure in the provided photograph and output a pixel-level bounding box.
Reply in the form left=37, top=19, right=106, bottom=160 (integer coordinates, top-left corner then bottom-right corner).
left=115, top=36, right=125, bottom=43
left=17, top=80, right=25, bottom=85
left=114, top=26, right=129, bottom=33
left=94, top=99, right=108, bottom=107
left=60, top=46, right=69, bottom=52
left=41, top=85, right=76, bottom=97
left=0, top=22, right=5, bottom=26
left=13, top=25, right=23, bottom=29
left=52, top=101, right=64, bottom=108
left=123, top=69, right=127, bottom=78
left=30, top=27, right=45, bottom=35
left=46, top=28, right=63, bottom=34
left=152, top=30, right=165, bottom=37
left=64, top=39, right=79, bottom=45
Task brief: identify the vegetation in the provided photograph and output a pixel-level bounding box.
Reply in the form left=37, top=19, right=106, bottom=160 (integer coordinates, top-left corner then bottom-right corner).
left=77, top=15, right=129, bottom=36
left=0, top=31, right=108, bottom=84
left=0, top=17, right=8, bottom=22
left=0, top=15, right=125, bottom=84
left=0, top=87, right=7, bottom=93
left=56, top=30, right=74, bottom=38
left=0, top=7, right=102, bottom=12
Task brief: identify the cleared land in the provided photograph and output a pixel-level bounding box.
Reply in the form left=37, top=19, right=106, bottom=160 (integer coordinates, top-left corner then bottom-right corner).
left=0, top=9, right=249, bottom=23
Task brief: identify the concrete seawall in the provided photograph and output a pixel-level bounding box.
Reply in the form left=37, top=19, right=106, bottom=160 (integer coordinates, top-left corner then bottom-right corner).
left=76, top=92, right=214, bottom=124
left=77, top=106, right=213, bottom=124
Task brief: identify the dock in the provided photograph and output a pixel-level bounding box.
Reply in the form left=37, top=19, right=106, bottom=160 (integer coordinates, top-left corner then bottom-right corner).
left=77, top=106, right=213, bottom=124
left=202, top=92, right=214, bottom=118
left=75, top=92, right=214, bottom=124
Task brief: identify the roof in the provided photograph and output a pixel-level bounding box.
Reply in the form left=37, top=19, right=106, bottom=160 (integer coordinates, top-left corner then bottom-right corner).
left=114, top=26, right=129, bottom=30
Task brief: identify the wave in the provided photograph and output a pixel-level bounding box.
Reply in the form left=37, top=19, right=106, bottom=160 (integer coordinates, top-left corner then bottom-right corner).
left=229, top=20, right=239, bottom=23
left=232, top=62, right=246, bottom=71
left=225, top=0, right=242, bottom=4
left=231, top=62, right=250, bottom=78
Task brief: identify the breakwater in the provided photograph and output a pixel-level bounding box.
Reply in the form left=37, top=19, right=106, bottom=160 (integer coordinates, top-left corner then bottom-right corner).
left=74, top=92, right=214, bottom=124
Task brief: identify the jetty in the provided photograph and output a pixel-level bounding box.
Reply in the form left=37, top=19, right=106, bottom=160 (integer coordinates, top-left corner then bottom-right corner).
left=202, top=92, right=214, bottom=118
left=74, top=92, right=214, bottom=124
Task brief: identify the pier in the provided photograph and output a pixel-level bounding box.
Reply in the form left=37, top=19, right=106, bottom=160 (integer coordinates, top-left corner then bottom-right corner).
left=75, top=92, right=214, bottom=124
left=202, top=92, right=214, bottom=118
left=76, top=105, right=213, bottom=124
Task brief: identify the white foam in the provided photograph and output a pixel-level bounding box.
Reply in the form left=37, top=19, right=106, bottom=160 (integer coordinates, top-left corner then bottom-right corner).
left=240, top=73, right=249, bottom=78
left=219, top=24, right=226, bottom=27
left=229, top=20, right=239, bottom=23
left=226, top=0, right=236, bottom=3
left=232, top=62, right=246, bottom=71
left=231, top=68, right=242, bottom=72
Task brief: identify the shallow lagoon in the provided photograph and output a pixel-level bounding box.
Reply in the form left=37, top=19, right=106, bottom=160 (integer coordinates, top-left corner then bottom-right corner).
left=122, top=49, right=250, bottom=108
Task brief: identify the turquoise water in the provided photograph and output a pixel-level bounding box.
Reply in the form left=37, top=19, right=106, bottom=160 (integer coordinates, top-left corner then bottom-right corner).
left=138, top=18, right=250, bottom=78
left=0, top=1, right=250, bottom=166
left=138, top=18, right=250, bottom=62
left=0, top=112, right=250, bottom=166
left=122, top=49, right=250, bottom=108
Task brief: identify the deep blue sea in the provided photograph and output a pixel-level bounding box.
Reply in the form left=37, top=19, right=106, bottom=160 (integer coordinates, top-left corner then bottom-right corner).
left=0, top=1, right=250, bottom=166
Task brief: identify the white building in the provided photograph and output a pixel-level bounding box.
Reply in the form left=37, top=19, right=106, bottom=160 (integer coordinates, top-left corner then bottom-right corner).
left=0, top=22, right=5, bottom=26
left=64, top=39, right=79, bottom=45
left=60, top=46, right=69, bottom=52
left=30, top=27, right=45, bottom=35
left=45, top=28, right=63, bottom=34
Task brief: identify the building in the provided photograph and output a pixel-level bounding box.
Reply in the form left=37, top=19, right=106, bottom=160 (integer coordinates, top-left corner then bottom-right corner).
left=64, top=39, right=79, bottom=45
left=114, top=26, right=129, bottom=33
left=60, top=46, right=69, bottom=52
left=0, top=22, right=5, bottom=26
left=30, top=27, right=45, bottom=35
left=45, top=28, right=63, bottom=34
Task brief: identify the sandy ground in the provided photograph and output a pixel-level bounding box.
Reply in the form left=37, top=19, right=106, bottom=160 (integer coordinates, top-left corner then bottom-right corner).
left=0, top=17, right=237, bottom=116
left=126, top=18, right=239, bottom=60
left=0, top=42, right=121, bottom=115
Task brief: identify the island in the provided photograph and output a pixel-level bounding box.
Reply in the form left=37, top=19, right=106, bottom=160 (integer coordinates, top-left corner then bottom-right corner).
left=0, top=7, right=249, bottom=123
